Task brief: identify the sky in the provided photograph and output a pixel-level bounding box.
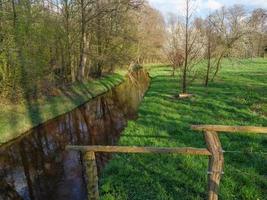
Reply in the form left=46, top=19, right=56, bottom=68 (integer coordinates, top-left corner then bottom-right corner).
left=147, top=0, right=267, bottom=18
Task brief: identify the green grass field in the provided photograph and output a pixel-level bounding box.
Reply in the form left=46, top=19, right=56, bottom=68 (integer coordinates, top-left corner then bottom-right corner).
left=0, top=74, right=124, bottom=145
left=100, top=59, right=267, bottom=200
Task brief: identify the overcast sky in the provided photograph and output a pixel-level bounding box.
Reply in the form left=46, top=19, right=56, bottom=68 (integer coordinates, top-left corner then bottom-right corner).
left=147, top=0, right=267, bottom=18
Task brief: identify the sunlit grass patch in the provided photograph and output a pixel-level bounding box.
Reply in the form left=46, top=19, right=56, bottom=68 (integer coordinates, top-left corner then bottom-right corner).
left=100, top=59, right=267, bottom=200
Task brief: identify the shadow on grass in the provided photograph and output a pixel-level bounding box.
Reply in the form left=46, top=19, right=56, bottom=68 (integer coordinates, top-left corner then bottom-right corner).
left=100, top=64, right=267, bottom=200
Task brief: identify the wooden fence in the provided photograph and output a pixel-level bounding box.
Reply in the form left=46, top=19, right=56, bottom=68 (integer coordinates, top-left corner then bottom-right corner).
left=67, top=125, right=267, bottom=200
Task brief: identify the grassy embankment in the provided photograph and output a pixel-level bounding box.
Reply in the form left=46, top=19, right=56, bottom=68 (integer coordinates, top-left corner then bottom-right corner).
left=100, top=58, right=267, bottom=200
left=0, top=74, right=124, bottom=145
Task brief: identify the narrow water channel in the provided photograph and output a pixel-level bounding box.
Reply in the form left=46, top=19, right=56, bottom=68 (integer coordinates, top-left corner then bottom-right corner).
left=0, top=70, right=150, bottom=200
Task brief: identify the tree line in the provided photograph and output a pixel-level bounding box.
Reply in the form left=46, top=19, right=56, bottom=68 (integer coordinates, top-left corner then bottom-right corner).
left=1, top=0, right=266, bottom=101
left=165, top=0, right=267, bottom=94
left=0, top=0, right=165, bottom=101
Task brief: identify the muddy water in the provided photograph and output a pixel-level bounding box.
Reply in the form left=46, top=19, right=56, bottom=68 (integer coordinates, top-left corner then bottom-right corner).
left=0, top=70, right=150, bottom=200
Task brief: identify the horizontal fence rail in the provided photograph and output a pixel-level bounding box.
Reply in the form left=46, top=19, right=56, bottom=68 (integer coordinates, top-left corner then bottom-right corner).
left=66, top=145, right=212, bottom=155
left=67, top=145, right=212, bottom=200
left=191, top=125, right=267, bottom=134
left=66, top=124, right=267, bottom=200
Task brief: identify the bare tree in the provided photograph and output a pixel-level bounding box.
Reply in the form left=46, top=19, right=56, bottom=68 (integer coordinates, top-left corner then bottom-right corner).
left=165, top=14, right=184, bottom=76
left=205, top=16, right=212, bottom=86
left=247, top=9, right=267, bottom=57
left=135, top=2, right=166, bottom=64
left=207, top=5, right=250, bottom=82
left=181, top=0, right=204, bottom=94
left=203, top=14, right=218, bottom=86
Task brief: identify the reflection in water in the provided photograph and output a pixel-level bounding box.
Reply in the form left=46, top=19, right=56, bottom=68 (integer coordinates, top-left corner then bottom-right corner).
left=0, top=70, right=150, bottom=200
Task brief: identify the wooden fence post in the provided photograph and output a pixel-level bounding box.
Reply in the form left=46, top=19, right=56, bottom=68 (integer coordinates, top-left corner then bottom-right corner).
left=83, top=151, right=99, bottom=200
left=204, top=131, right=224, bottom=200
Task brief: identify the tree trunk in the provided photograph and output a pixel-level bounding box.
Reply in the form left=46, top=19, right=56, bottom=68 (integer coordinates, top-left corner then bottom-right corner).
left=211, top=53, right=224, bottom=82
left=63, top=0, right=73, bottom=82
left=78, top=33, right=88, bottom=81
left=78, top=0, right=87, bottom=81
left=95, top=0, right=103, bottom=77
left=257, top=35, right=262, bottom=57
left=205, top=29, right=211, bottom=87
left=182, top=0, right=189, bottom=94
left=11, top=0, right=17, bottom=28
left=0, top=0, right=3, bottom=43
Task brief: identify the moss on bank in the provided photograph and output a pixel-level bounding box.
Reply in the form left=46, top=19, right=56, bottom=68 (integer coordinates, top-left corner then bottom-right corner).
left=0, top=74, right=124, bottom=145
